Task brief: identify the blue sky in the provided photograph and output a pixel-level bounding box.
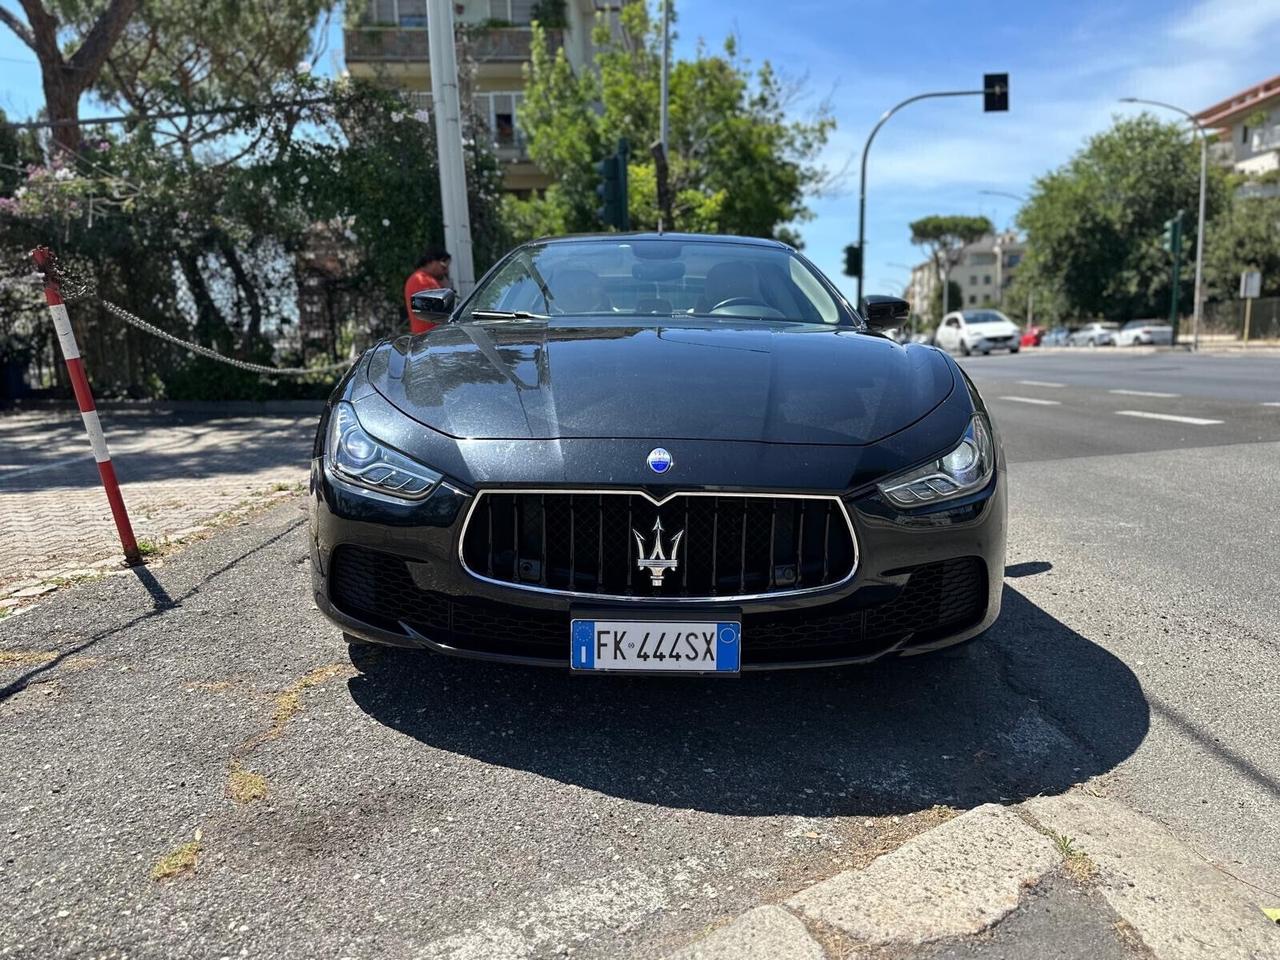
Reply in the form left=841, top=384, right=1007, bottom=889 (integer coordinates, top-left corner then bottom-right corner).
left=3, top=0, right=1279, bottom=301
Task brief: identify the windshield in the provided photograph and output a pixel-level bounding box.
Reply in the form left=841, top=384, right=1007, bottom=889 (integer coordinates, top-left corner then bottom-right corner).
left=460, top=239, right=844, bottom=325
left=962, top=311, right=1011, bottom=325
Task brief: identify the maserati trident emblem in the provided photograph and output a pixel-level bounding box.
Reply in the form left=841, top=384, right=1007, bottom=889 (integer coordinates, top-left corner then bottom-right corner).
left=633, top=517, right=684, bottom=587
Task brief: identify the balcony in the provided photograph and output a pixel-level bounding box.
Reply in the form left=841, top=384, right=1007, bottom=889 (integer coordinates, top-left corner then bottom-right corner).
left=345, top=25, right=564, bottom=63
left=1250, top=125, right=1280, bottom=153
left=401, top=91, right=531, bottom=162
left=1208, top=140, right=1238, bottom=165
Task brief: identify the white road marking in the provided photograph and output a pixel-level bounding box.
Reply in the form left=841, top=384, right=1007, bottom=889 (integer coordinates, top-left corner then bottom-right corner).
left=1108, top=389, right=1180, bottom=398
left=1017, top=380, right=1065, bottom=388
left=1262, top=402, right=1280, bottom=407
left=1115, top=410, right=1222, bottom=426
left=997, top=396, right=1062, bottom=406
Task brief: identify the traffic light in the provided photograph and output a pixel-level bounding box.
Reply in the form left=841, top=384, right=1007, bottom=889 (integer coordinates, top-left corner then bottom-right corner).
left=983, top=73, right=1009, bottom=112
left=595, top=139, right=630, bottom=230
left=843, top=243, right=862, bottom=278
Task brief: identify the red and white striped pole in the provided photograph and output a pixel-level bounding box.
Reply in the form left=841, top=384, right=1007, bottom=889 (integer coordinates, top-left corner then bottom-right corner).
left=31, top=246, right=141, bottom=564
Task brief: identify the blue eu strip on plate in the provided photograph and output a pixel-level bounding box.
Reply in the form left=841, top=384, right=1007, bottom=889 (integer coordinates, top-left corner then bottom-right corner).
left=571, top=619, right=740, bottom=672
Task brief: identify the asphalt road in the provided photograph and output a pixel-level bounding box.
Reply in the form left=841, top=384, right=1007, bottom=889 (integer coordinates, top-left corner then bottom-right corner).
left=1, top=347, right=1277, bottom=958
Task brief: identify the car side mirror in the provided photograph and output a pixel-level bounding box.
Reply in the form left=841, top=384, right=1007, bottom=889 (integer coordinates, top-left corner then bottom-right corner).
left=859, top=295, right=911, bottom=332
left=410, top=287, right=457, bottom=322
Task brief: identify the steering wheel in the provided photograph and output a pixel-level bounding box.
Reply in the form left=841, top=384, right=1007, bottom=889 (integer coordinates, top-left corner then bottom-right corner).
left=710, top=296, right=773, bottom=312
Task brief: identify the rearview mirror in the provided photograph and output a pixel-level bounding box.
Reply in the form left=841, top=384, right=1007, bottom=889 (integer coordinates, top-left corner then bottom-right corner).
left=859, top=295, right=910, bottom=331
left=410, top=287, right=457, bottom=321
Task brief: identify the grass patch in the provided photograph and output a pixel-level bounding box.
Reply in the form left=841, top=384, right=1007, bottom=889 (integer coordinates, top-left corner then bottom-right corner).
left=270, top=663, right=351, bottom=734
left=1050, top=831, right=1099, bottom=884
left=227, top=760, right=268, bottom=804
left=136, top=538, right=163, bottom=557
left=151, top=839, right=201, bottom=881
left=236, top=662, right=354, bottom=757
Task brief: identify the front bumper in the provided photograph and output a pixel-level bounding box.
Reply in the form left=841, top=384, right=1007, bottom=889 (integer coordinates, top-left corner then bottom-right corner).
left=309, top=461, right=1007, bottom=671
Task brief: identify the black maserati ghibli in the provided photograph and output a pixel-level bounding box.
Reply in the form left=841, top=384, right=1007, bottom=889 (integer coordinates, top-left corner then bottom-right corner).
left=309, top=234, right=1006, bottom=671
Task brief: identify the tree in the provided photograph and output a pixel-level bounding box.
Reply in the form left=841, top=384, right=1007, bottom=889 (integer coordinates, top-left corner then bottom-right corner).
left=1015, top=114, right=1229, bottom=321
left=1204, top=195, right=1280, bottom=299
left=507, top=3, right=833, bottom=241
left=0, top=0, right=139, bottom=156
left=927, top=280, right=964, bottom=323
left=909, top=215, right=992, bottom=319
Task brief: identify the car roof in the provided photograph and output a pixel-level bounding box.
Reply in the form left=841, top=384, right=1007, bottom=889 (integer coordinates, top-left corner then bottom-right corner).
left=529, top=232, right=794, bottom=250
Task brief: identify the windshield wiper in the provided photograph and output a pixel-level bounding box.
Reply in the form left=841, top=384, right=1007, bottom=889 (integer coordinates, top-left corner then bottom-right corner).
left=468, top=309, right=549, bottom=320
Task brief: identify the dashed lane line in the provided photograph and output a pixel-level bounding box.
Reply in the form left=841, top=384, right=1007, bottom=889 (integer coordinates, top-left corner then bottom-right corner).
left=1114, top=410, right=1223, bottom=426
left=1109, top=389, right=1180, bottom=398
left=1262, top=402, right=1280, bottom=407
left=1016, top=380, right=1066, bottom=388
left=997, top=396, right=1062, bottom=406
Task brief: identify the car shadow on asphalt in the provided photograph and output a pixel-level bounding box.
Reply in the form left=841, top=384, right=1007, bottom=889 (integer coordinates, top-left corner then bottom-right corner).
left=344, top=584, right=1149, bottom=817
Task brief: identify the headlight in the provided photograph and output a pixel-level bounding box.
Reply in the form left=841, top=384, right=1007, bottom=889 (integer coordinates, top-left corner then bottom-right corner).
left=877, top=416, right=994, bottom=507
left=326, top=401, right=442, bottom=499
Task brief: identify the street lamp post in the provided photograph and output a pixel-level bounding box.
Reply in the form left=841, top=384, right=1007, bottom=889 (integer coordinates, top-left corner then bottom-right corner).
left=1119, top=97, right=1208, bottom=351
left=857, top=81, right=1002, bottom=304
left=972, top=189, right=1024, bottom=305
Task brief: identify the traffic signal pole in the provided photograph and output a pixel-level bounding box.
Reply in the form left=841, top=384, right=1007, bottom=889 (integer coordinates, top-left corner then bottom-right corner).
left=856, top=75, right=1007, bottom=304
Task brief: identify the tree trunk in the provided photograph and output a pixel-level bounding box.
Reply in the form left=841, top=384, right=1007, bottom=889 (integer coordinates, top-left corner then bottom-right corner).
left=7, top=0, right=139, bottom=160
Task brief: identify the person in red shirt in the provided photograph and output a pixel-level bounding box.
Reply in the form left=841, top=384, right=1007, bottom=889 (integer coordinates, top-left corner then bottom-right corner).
left=404, top=247, right=452, bottom=333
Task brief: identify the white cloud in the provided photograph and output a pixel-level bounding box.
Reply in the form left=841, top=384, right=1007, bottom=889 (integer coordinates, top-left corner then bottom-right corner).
left=1167, top=0, right=1280, bottom=53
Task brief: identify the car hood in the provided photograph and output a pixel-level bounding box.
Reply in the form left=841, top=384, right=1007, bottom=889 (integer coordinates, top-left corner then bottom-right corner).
left=970, top=322, right=1020, bottom=338
left=366, top=318, right=954, bottom=445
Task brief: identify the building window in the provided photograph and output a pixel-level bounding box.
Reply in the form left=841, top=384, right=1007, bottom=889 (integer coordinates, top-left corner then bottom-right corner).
left=1242, top=124, right=1249, bottom=144
left=488, top=0, right=534, bottom=23
left=983, top=275, right=991, bottom=285
left=969, top=275, right=977, bottom=285
left=365, top=0, right=428, bottom=25
left=968, top=295, right=977, bottom=304
left=475, top=91, right=525, bottom=147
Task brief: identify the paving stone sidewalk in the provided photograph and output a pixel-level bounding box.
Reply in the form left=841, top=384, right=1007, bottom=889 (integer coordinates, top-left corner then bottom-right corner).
left=0, top=407, right=316, bottom=595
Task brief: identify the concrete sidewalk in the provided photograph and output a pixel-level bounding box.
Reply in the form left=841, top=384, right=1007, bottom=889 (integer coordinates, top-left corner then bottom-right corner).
left=0, top=408, right=314, bottom=596
left=667, top=798, right=1278, bottom=959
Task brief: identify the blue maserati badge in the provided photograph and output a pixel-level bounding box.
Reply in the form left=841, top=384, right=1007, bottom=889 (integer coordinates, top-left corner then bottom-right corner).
left=646, top=447, right=673, bottom=474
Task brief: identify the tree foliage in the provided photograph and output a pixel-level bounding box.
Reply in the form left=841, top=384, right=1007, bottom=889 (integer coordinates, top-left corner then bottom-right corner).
left=1014, top=115, right=1229, bottom=322
left=1204, top=195, right=1280, bottom=299
left=507, top=2, right=833, bottom=243
left=0, top=0, right=509, bottom=399
left=909, top=215, right=991, bottom=319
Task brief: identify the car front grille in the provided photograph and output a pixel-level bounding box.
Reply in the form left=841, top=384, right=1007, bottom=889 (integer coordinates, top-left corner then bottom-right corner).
left=459, top=492, right=857, bottom=599
left=328, top=546, right=986, bottom=666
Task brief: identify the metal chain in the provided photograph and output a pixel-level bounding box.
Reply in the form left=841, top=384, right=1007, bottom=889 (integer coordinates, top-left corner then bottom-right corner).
left=98, top=299, right=355, bottom=377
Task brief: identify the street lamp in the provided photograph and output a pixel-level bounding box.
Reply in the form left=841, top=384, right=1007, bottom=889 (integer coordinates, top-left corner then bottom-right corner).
left=1119, top=97, right=1207, bottom=352
left=977, top=190, right=1028, bottom=313
left=856, top=75, right=1009, bottom=304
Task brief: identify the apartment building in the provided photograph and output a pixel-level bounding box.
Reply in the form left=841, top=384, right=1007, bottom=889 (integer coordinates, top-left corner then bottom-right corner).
left=1195, top=73, right=1280, bottom=182
left=907, top=232, right=1025, bottom=319
left=344, top=0, right=609, bottom=192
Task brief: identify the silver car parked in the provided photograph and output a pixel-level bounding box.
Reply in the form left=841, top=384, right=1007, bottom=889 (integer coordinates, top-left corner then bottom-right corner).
left=1068, top=322, right=1120, bottom=347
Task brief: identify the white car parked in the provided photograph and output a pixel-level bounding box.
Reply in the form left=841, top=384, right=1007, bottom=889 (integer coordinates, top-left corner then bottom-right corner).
left=934, top=310, right=1022, bottom=356
left=1116, top=319, right=1174, bottom=346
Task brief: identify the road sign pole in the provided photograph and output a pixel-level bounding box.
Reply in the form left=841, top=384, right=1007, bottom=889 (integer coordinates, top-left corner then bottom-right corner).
left=1169, top=213, right=1183, bottom=340
left=31, top=246, right=140, bottom=564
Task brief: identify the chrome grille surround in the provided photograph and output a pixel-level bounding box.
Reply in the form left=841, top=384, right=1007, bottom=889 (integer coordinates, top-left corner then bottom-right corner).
left=457, top=488, right=860, bottom=602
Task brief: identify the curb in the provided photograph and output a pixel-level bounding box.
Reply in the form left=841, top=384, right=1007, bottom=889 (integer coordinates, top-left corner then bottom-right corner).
left=3, top=399, right=325, bottom=416
left=664, top=796, right=1280, bottom=959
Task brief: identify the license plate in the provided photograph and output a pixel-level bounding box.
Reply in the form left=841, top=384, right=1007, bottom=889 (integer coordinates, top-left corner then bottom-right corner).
left=570, top=619, right=741, bottom=673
